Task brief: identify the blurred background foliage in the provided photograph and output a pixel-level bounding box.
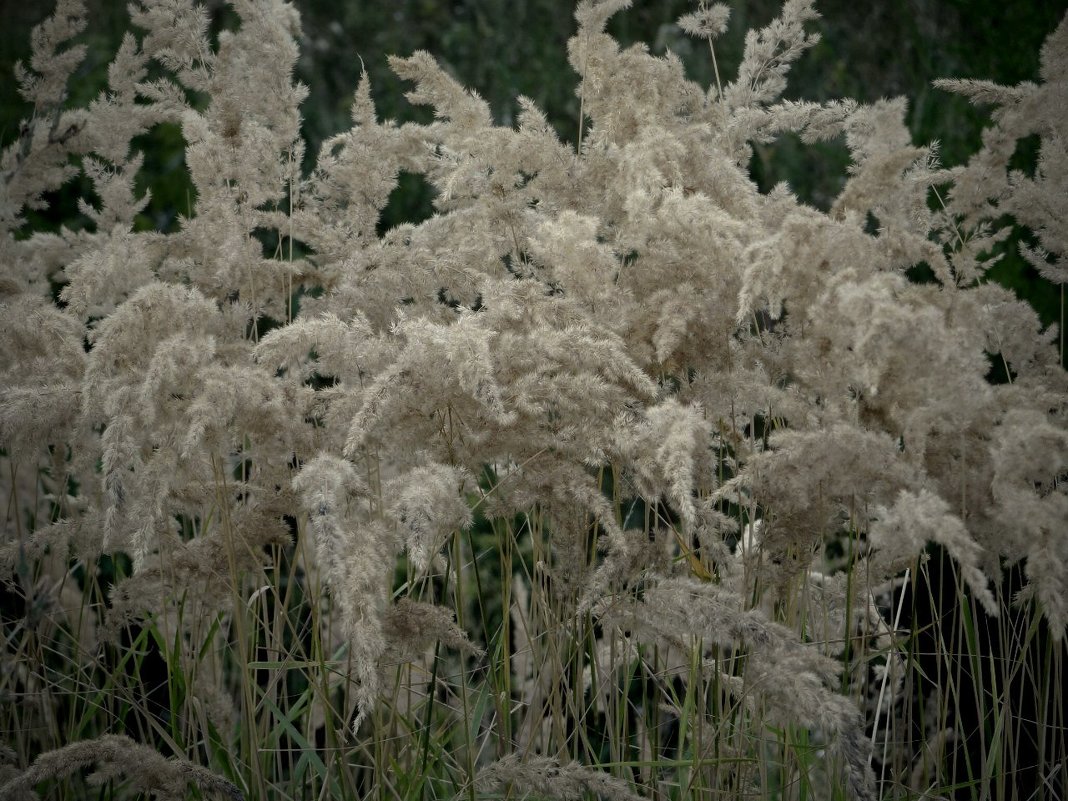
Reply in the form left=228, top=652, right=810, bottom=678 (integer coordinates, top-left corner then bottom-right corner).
left=2, top=0, right=1066, bottom=334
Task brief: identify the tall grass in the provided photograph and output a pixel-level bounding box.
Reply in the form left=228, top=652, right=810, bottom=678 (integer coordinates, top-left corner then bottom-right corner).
left=1, top=1, right=1066, bottom=800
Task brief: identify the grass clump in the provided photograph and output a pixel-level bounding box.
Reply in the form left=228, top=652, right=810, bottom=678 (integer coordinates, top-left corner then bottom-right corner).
left=1, top=1, right=1065, bottom=799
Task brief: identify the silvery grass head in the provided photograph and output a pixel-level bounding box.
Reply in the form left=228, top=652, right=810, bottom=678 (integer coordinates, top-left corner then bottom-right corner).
left=0, top=0, right=1065, bottom=799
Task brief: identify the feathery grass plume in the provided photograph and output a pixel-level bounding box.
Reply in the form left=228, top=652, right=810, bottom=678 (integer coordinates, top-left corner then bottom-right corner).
left=0, top=734, right=241, bottom=801
left=0, top=499, right=101, bottom=582
left=342, top=312, right=514, bottom=458
left=989, top=409, right=1068, bottom=635
left=0, top=300, right=84, bottom=459
left=60, top=225, right=159, bottom=323
left=13, top=0, right=87, bottom=110
left=935, top=15, right=1068, bottom=285
left=255, top=312, right=368, bottom=381
left=0, top=748, right=30, bottom=801
left=386, top=462, right=472, bottom=575
left=527, top=210, right=620, bottom=312
left=715, top=423, right=917, bottom=589
left=972, top=282, right=1062, bottom=382
left=475, top=753, right=648, bottom=801
left=103, top=504, right=290, bottom=638
left=292, top=453, right=394, bottom=731
left=733, top=0, right=820, bottom=104
left=746, top=647, right=875, bottom=801
left=732, top=97, right=858, bottom=147
left=298, top=70, right=430, bottom=263
left=616, top=399, right=712, bottom=533
left=833, top=99, right=924, bottom=214
left=600, top=577, right=779, bottom=652
left=1, top=0, right=87, bottom=236
left=677, top=2, right=730, bottom=41
left=869, top=489, right=997, bottom=616
left=598, top=577, right=876, bottom=800
left=382, top=598, right=482, bottom=663
left=388, top=51, right=492, bottom=132
left=127, top=0, right=214, bottom=93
